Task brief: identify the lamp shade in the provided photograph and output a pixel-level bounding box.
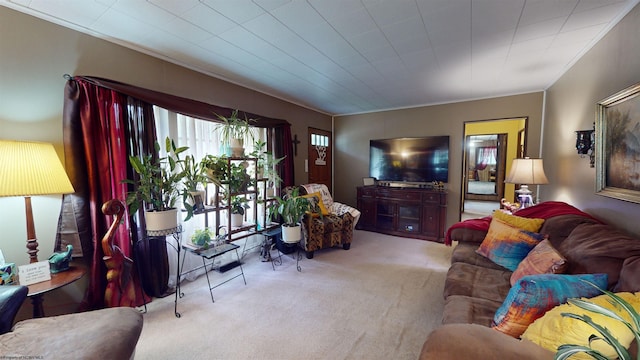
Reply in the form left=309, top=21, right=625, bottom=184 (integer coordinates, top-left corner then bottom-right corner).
left=504, top=157, right=549, bottom=185
left=0, top=140, right=74, bottom=196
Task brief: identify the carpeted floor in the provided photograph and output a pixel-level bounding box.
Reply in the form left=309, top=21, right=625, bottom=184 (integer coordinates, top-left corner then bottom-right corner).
left=134, top=230, right=453, bottom=360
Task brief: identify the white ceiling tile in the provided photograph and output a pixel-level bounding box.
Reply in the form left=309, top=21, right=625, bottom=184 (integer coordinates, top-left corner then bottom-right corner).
left=574, top=0, right=627, bottom=13
left=19, top=0, right=110, bottom=28
left=148, top=0, right=199, bottom=15
left=519, top=0, right=578, bottom=26
left=327, top=7, right=377, bottom=39
left=181, top=3, right=237, bottom=35
left=201, top=0, right=266, bottom=24
left=472, top=0, right=525, bottom=38
left=252, top=0, right=292, bottom=12
left=363, top=0, right=420, bottom=27
left=563, top=2, right=627, bottom=32
left=513, top=17, right=565, bottom=43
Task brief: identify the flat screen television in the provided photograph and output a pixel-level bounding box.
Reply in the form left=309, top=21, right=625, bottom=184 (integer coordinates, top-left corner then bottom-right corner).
left=369, top=136, right=449, bottom=183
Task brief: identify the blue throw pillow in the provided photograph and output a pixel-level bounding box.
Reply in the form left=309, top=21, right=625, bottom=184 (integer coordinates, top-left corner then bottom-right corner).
left=492, top=273, right=608, bottom=338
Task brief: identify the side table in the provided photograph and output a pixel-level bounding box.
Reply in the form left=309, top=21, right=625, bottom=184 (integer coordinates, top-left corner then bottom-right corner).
left=21, top=265, right=86, bottom=318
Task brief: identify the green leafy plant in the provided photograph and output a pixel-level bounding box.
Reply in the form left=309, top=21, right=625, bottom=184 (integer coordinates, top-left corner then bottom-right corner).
left=213, top=109, right=256, bottom=147
left=228, top=162, right=251, bottom=194
left=124, top=137, right=188, bottom=215
left=555, top=282, right=640, bottom=360
left=249, top=139, right=285, bottom=190
left=190, top=228, right=213, bottom=249
left=180, top=154, right=209, bottom=220
left=200, top=154, right=228, bottom=186
left=182, top=155, right=207, bottom=192
left=268, top=187, right=313, bottom=227
left=230, top=196, right=249, bottom=215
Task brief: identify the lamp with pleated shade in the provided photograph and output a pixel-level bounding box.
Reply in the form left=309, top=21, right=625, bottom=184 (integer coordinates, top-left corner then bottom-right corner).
left=504, top=157, right=548, bottom=208
left=0, top=140, right=74, bottom=263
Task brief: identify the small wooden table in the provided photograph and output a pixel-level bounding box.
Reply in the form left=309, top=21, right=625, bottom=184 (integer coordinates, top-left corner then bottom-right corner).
left=20, top=265, right=86, bottom=318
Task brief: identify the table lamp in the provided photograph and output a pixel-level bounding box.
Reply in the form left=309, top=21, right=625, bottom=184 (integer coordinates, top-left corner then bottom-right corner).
left=0, top=140, right=74, bottom=263
left=504, top=157, right=548, bottom=208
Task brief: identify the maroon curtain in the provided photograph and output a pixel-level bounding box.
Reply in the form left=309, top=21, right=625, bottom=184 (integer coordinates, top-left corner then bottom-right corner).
left=56, top=78, right=155, bottom=309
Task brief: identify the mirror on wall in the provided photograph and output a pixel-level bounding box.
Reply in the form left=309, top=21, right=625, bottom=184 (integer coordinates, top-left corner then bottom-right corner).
left=464, top=134, right=506, bottom=201
left=460, top=117, right=527, bottom=220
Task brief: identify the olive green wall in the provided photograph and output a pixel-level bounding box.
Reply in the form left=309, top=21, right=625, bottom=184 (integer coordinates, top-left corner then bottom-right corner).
left=542, top=3, right=640, bottom=237
left=333, top=92, right=544, bottom=230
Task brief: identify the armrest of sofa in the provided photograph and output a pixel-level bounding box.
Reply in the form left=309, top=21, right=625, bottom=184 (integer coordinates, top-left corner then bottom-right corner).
left=0, top=285, right=27, bottom=335
left=419, top=324, right=554, bottom=360
left=330, top=202, right=360, bottom=229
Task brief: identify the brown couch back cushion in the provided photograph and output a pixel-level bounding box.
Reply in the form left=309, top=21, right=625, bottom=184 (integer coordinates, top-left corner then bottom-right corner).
left=539, top=214, right=599, bottom=249
left=556, top=223, right=640, bottom=290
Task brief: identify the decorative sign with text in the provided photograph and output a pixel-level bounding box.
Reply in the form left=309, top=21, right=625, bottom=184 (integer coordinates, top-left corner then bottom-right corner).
left=18, top=261, right=51, bottom=285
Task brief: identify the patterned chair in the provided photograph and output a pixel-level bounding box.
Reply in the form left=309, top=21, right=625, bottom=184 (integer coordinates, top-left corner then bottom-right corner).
left=298, top=184, right=361, bottom=259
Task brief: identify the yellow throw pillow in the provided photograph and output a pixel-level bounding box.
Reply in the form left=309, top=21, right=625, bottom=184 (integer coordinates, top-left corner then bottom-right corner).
left=492, top=210, right=544, bottom=232
left=521, top=292, right=640, bottom=360
left=300, top=192, right=329, bottom=215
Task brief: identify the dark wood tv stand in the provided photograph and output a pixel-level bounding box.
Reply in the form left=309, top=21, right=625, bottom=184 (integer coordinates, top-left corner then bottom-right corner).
left=356, top=186, right=447, bottom=242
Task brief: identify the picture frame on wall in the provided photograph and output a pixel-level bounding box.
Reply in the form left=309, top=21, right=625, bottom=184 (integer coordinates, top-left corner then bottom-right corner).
left=595, top=81, right=640, bottom=204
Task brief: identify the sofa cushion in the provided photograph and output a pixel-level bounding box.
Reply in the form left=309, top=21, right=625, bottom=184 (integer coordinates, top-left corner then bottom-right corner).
left=443, top=262, right=512, bottom=303
left=556, top=223, right=640, bottom=290
left=492, top=210, right=544, bottom=232
left=492, top=273, right=608, bottom=338
left=617, top=256, right=640, bottom=292
left=451, top=242, right=508, bottom=270
left=522, top=292, right=640, bottom=360
left=476, top=218, right=545, bottom=271
left=442, top=295, right=504, bottom=326
left=510, top=239, right=567, bottom=286
left=538, top=214, right=601, bottom=249
left=0, top=307, right=143, bottom=359
left=420, top=323, right=555, bottom=360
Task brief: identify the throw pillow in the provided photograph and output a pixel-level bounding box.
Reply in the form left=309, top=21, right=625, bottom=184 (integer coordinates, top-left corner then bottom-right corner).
left=522, top=292, right=640, bottom=360
left=491, top=273, right=608, bottom=338
left=300, top=192, right=329, bottom=215
left=476, top=218, right=546, bottom=271
left=492, top=210, right=545, bottom=232
left=510, top=239, right=567, bottom=286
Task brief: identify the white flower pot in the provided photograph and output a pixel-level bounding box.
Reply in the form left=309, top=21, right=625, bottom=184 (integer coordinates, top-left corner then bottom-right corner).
left=281, top=224, right=302, bottom=243
left=145, top=208, right=178, bottom=232
left=231, top=213, right=244, bottom=228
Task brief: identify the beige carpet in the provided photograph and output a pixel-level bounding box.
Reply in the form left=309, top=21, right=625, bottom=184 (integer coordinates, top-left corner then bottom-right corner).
left=134, top=230, right=453, bottom=360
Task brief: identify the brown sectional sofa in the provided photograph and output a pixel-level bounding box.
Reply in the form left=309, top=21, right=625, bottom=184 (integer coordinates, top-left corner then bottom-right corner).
left=419, top=201, right=640, bottom=360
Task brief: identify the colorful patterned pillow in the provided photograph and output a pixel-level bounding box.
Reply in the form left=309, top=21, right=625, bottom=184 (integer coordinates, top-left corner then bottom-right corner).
left=492, top=210, right=545, bottom=232
left=492, top=273, right=608, bottom=338
left=476, top=218, right=546, bottom=271
left=510, top=239, right=567, bottom=286
left=522, top=292, right=640, bottom=360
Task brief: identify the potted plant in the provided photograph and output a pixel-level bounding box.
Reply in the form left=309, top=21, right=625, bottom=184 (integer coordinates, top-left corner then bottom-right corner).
left=124, top=137, right=188, bottom=231
left=249, top=139, right=285, bottom=197
left=200, top=154, right=228, bottom=187
left=181, top=154, right=208, bottom=216
left=228, top=161, right=251, bottom=194
left=190, top=227, right=214, bottom=249
left=214, top=109, right=256, bottom=157
left=268, top=187, right=313, bottom=243
left=229, top=196, right=249, bottom=227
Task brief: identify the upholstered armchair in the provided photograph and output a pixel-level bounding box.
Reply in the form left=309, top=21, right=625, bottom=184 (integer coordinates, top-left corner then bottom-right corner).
left=298, top=184, right=361, bottom=259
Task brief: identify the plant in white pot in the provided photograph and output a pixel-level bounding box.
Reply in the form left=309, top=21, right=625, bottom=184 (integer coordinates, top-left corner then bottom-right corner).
left=214, top=109, right=255, bottom=157
left=124, top=137, right=188, bottom=231
left=229, top=196, right=249, bottom=228
left=268, top=187, right=313, bottom=243
left=181, top=154, right=208, bottom=216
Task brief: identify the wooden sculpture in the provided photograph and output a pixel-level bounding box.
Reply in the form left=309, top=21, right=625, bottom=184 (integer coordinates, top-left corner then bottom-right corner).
left=101, top=199, right=136, bottom=307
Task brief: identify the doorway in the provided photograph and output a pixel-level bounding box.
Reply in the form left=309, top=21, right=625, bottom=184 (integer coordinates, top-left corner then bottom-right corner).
left=308, top=128, right=332, bottom=193
left=460, top=118, right=527, bottom=220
